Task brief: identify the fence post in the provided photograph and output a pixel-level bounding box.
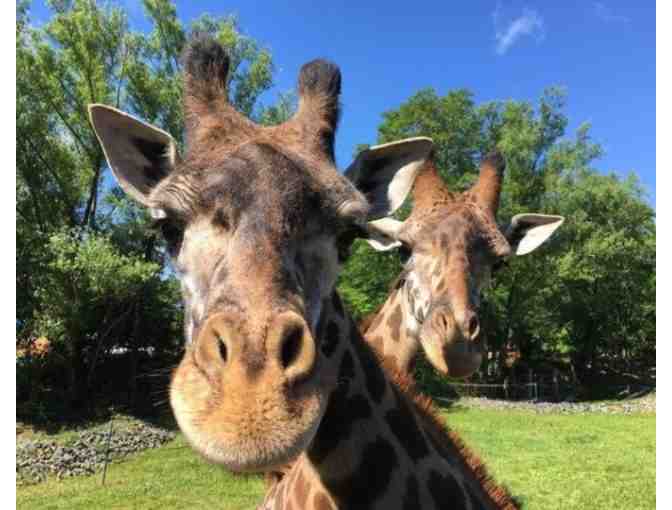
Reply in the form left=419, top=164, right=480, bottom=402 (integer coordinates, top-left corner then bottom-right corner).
left=101, top=417, right=114, bottom=486
left=553, top=369, right=560, bottom=401
left=503, top=377, right=509, bottom=400
left=528, top=369, right=534, bottom=400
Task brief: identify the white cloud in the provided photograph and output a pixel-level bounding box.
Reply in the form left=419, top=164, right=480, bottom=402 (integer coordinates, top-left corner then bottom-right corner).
left=492, top=4, right=545, bottom=56
left=593, top=2, right=630, bottom=25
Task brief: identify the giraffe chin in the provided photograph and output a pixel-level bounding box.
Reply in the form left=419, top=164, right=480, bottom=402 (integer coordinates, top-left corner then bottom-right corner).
left=178, top=413, right=322, bottom=473
left=169, top=352, right=328, bottom=473
left=441, top=340, right=483, bottom=378
left=419, top=317, right=483, bottom=378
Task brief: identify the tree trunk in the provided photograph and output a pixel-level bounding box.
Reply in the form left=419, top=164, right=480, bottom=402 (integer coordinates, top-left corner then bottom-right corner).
left=129, top=300, right=141, bottom=411
left=82, top=156, right=102, bottom=228
left=129, top=235, right=155, bottom=412
left=66, top=333, right=88, bottom=412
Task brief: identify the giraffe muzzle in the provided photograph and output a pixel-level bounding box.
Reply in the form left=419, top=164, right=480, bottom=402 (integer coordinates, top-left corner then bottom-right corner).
left=420, top=304, right=483, bottom=377
left=170, top=310, right=326, bottom=472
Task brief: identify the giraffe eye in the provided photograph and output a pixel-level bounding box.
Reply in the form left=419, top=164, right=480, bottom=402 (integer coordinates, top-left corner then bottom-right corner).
left=213, top=208, right=231, bottom=230
left=151, top=217, right=185, bottom=254
left=492, top=259, right=509, bottom=276
left=399, top=245, right=412, bottom=264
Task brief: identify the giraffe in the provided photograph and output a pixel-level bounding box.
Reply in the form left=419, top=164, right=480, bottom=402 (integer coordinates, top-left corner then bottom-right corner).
left=88, top=35, right=521, bottom=508
left=354, top=151, right=564, bottom=378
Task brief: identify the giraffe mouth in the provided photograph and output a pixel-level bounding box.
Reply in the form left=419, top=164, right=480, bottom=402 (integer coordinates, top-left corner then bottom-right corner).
left=439, top=340, right=483, bottom=378
left=419, top=307, right=483, bottom=378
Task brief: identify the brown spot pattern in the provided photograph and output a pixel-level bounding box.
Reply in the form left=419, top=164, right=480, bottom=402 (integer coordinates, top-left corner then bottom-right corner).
left=427, top=469, right=466, bottom=507
left=338, top=350, right=355, bottom=380
left=402, top=475, right=421, bottom=510
left=386, top=386, right=430, bottom=463
left=331, top=292, right=344, bottom=317
left=321, top=321, right=340, bottom=357
left=352, top=334, right=387, bottom=404
left=386, top=305, right=403, bottom=342
left=326, top=436, right=399, bottom=507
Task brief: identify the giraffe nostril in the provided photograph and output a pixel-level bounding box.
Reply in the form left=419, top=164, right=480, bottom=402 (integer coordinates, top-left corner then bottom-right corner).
left=217, top=335, right=228, bottom=363
left=281, top=326, right=304, bottom=370
left=433, top=311, right=450, bottom=332
left=270, top=313, right=316, bottom=385
left=467, top=315, right=480, bottom=340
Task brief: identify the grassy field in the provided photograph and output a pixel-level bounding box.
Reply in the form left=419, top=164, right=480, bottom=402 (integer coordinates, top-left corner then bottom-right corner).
left=447, top=407, right=655, bottom=509
left=17, top=406, right=655, bottom=510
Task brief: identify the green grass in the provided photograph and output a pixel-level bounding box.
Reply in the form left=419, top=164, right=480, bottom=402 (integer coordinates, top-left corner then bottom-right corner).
left=17, top=407, right=655, bottom=510
left=17, top=436, right=265, bottom=510
left=445, top=406, right=655, bottom=509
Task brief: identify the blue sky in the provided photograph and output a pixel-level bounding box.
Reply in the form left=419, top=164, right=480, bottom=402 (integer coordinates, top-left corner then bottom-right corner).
left=29, top=1, right=656, bottom=205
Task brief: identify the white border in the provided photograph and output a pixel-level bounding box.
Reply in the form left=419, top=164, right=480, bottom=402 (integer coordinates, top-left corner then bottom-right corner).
left=7, top=1, right=17, bottom=506
left=656, top=1, right=665, bottom=506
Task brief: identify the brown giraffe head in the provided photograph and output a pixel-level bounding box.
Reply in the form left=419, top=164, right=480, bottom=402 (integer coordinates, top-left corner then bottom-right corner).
left=349, top=149, right=564, bottom=378
left=88, top=36, right=432, bottom=472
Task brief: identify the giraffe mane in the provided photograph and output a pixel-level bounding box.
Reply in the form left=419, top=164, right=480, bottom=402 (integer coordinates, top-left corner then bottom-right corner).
left=381, top=357, right=522, bottom=510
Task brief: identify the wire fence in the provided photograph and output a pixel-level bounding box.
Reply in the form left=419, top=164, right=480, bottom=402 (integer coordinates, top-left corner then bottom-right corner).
left=448, top=381, right=544, bottom=400
left=438, top=379, right=654, bottom=402
left=436, top=367, right=569, bottom=401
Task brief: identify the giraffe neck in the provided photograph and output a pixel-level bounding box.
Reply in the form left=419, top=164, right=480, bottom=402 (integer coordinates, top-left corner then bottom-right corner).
left=362, top=284, right=419, bottom=375
left=260, top=293, right=518, bottom=510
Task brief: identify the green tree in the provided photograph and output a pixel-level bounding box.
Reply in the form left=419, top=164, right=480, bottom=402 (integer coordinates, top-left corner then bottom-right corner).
left=258, top=91, right=296, bottom=126
left=543, top=168, right=655, bottom=380
left=17, top=0, right=283, bottom=412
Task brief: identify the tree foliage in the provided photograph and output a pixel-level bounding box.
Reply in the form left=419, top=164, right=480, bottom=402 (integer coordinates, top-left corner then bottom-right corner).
left=16, top=0, right=282, bottom=414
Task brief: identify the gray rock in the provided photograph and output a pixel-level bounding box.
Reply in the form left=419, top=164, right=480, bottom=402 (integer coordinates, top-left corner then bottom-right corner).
left=16, top=418, right=176, bottom=485
left=445, top=394, right=656, bottom=414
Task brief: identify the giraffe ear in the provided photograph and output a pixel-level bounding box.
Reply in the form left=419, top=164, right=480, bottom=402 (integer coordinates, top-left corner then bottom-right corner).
left=345, top=137, right=433, bottom=219
left=505, top=214, right=565, bottom=255
left=88, top=104, right=179, bottom=207
left=362, top=218, right=404, bottom=251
